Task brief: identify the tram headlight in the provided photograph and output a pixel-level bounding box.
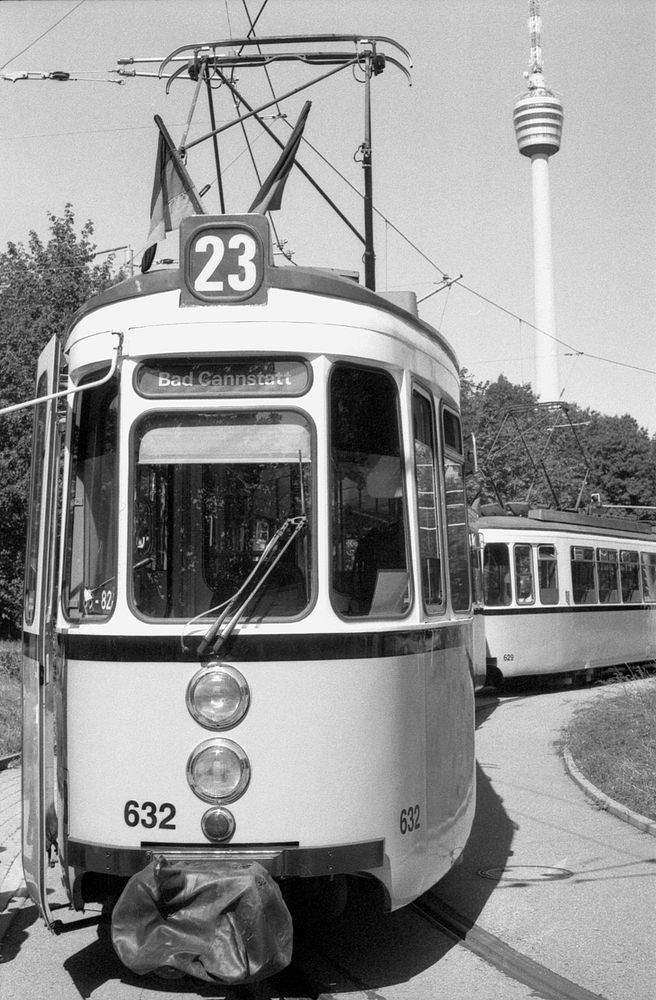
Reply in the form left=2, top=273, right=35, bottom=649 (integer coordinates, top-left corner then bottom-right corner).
left=187, top=739, right=251, bottom=803
left=186, top=664, right=250, bottom=730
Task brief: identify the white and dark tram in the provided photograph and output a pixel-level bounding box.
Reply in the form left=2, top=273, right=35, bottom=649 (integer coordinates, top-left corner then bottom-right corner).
left=476, top=506, right=656, bottom=684
left=22, top=213, right=481, bottom=980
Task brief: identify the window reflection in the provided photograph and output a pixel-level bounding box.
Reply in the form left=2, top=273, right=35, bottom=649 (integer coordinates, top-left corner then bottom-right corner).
left=330, top=366, right=409, bottom=618
left=132, top=411, right=312, bottom=620
left=63, top=378, right=118, bottom=619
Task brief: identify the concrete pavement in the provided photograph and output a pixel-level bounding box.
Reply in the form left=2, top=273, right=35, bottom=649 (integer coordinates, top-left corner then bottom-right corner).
left=0, top=762, right=27, bottom=945
left=438, top=683, right=656, bottom=1000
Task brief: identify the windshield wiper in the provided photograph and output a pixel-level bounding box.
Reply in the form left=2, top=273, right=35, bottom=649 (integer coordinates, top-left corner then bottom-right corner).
left=197, top=515, right=307, bottom=657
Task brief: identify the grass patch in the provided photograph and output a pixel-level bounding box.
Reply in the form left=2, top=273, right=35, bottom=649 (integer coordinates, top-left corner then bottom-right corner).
left=563, top=670, right=656, bottom=822
left=0, top=639, right=21, bottom=757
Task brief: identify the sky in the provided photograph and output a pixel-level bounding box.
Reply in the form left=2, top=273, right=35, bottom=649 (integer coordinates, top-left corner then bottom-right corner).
left=1, top=0, right=655, bottom=433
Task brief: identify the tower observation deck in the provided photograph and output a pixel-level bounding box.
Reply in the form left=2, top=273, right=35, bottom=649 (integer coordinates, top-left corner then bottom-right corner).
left=513, top=88, right=564, bottom=158
left=513, top=0, right=564, bottom=403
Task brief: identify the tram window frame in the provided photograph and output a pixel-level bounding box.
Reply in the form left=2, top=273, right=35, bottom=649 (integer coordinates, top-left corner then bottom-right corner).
left=62, top=375, right=119, bottom=622
left=440, top=404, right=471, bottom=613
left=513, top=543, right=535, bottom=605
left=537, top=544, right=559, bottom=605
left=570, top=546, right=597, bottom=605
left=411, top=386, right=445, bottom=614
left=596, top=547, right=619, bottom=604
left=620, top=550, right=642, bottom=604
left=483, top=543, right=511, bottom=607
left=329, top=363, right=411, bottom=620
left=24, top=372, right=49, bottom=625
left=129, top=408, right=315, bottom=622
left=640, top=551, right=656, bottom=603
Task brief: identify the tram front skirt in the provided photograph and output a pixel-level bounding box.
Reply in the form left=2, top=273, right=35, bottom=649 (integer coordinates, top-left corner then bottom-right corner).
left=111, top=857, right=293, bottom=984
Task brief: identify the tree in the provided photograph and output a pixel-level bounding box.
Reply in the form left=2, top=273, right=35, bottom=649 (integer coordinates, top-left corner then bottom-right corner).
left=0, top=206, right=124, bottom=635
left=460, top=370, right=656, bottom=514
left=460, top=371, right=549, bottom=506
left=583, top=412, right=656, bottom=512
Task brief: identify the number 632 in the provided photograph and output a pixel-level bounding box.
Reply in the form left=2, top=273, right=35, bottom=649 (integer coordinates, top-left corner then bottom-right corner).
left=399, top=805, right=421, bottom=835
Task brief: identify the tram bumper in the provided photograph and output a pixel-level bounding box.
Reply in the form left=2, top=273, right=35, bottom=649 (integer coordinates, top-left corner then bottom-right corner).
left=111, top=857, right=293, bottom=984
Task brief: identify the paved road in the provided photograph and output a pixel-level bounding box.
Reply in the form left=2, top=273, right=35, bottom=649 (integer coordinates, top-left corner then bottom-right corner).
left=1, top=682, right=654, bottom=998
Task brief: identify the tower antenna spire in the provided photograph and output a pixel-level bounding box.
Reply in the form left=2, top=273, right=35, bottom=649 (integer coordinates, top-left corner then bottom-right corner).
left=527, top=0, right=544, bottom=81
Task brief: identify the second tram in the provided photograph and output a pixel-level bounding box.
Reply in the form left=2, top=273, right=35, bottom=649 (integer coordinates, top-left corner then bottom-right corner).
left=477, top=507, right=656, bottom=684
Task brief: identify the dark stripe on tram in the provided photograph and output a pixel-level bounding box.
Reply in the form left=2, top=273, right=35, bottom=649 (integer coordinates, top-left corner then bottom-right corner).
left=55, top=623, right=468, bottom=663
left=483, top=603, right=656, bottom=617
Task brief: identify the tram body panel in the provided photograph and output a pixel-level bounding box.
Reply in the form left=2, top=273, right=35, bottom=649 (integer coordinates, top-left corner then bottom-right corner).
left=67, top=283, right=459, bottom=386
left=63, top=628, right=475, bottom=909
left=66, top=292, right=460, bottom=408
left=484, top=605, right=656, bottom=677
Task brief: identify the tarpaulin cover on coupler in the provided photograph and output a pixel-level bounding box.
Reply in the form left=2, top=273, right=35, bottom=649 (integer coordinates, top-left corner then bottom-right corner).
left=111, top=858, right=293, bottom=983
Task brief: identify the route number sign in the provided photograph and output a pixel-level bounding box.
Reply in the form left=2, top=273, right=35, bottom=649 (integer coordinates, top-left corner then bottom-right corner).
left=180, top=216, right=269, bottom=305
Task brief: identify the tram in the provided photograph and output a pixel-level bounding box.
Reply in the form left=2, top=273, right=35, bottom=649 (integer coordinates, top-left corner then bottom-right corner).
left=477, top=506, right=656, bottom=684
left=22, top=212, right=479, bottom=981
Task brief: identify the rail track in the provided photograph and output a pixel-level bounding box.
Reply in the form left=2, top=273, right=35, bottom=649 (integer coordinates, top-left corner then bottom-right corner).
left=217, top=888, right=613, bottom=1000
left=411, top=895, right=608, bottom=1000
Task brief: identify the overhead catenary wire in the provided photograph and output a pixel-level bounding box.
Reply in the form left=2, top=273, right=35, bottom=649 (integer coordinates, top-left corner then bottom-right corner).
left=0, top=0, right=87, bottom=73
left=453, top=281, right=656, bottom=377
left=2, top=108, right=653, bottom=380
left=239, top=0, right=280, bottom=116
left=287, top=123, right=452, bottom=279
left=2, top=15, right=653, bottom=386
left=0, top=117, right=282, bottom=141
left=267, top=121, right=656, bottom=380
left=237, top=0, right=289, bottom=257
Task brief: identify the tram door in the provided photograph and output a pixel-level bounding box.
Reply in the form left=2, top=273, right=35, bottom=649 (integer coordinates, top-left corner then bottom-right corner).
left=22, top=334, right=61, bottom=928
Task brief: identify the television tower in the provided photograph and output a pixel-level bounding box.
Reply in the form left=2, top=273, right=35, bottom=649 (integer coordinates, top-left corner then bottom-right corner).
left=513, top=0, right=564, bottom=402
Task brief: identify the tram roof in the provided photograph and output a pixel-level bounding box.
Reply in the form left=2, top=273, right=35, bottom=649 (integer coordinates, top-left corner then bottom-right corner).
left=68, top=263, right=459, bottom=371
left=475, top=506, right=656, bottom=541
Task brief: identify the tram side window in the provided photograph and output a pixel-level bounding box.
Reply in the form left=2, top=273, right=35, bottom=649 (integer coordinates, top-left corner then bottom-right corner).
left=24, top=373, right=48, bottom=625
left=537, top=545, right=559, bottom=604
left=640, top=552, right=656, bottom=602
left=596, top=548, right=619, bottom=603
left=620, top=551, right=642, bottom=603
left=442, top=408, right=471, bottom=612
left=330, top=365, right=409, bottom=618
left=412, top=389, right=443, bottom=612
left=483, top=543, right=511, bottom=606
left=570, top=546, right=597, bottom=604
left=514, top=544, right=534, bottom=604
left=63, top=378, right=118, bottom=619
left=132, top=411, right=312, bottom=620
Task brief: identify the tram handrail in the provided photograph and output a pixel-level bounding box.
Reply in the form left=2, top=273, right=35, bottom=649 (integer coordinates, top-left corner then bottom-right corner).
left=0, top=332, right=122, bottom=417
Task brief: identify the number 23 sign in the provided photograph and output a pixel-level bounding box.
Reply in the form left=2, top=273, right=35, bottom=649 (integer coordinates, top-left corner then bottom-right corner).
left=180, top=216, right=269, bottom=305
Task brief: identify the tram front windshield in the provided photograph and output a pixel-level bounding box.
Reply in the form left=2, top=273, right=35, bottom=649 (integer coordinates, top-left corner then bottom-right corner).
left=132, top=411, right=312, bottom=620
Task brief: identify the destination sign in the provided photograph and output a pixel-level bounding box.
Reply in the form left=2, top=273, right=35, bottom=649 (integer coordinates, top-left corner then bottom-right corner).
left=135, top=358, right=311, bottom=398
left=180, top=216, right=269, bottom=306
